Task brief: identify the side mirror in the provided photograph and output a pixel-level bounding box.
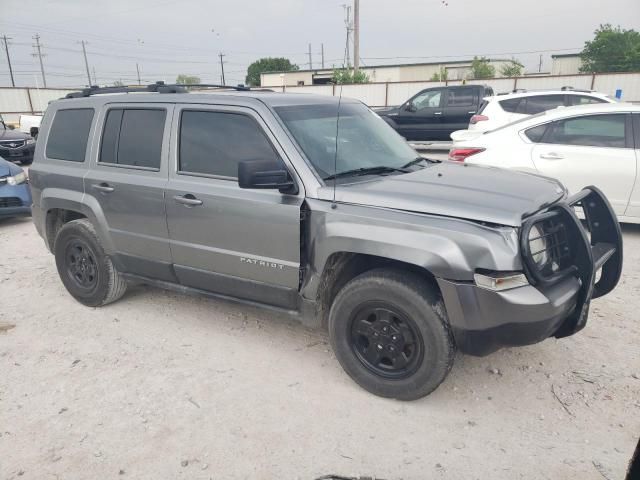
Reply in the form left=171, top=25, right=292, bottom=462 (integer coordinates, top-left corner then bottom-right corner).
left=238, top=159, right=298, bottom=194
left=405, top=102, right=416, bottom=112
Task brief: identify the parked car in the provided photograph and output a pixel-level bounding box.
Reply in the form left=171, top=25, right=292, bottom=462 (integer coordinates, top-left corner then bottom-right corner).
left=0, top=114, right=37, bottom=165
left=30, top=83, right=622, bottom=400
left=449, top=103, right=640, bottom=223
left=376, top=85, right=494, bottom=141
left=0, top=155, right=32, bottom=219
left=464, top=88, right=614, bottom=133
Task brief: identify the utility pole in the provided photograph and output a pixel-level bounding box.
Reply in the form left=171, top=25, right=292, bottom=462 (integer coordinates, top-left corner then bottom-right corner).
left=92, top=66, right=97, bottom=85
left=80, top=40, right=91, bottom=86
left=353, top=0, right=360, bottom=73
left=308, top=43, right=313, bottom=70
left=1, top=35, right=15, bottom=87
left=538, top=54, right=543, bottom=73
left=343, top=4, right=352, bottom=68
left=136, top=63, right=141, bottom=85
left=32, top=34, right=47, bottom=88
left=321, top=43, right=325, bottom=69
left=218, top=52, right=226, bottom=85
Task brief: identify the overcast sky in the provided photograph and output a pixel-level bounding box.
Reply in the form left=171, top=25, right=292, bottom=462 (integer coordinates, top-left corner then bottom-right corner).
left=0, top=0, right=638, bottom=88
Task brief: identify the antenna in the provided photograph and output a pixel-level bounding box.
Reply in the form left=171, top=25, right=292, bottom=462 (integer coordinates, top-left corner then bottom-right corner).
left=331, top=84, right=344, bottom=209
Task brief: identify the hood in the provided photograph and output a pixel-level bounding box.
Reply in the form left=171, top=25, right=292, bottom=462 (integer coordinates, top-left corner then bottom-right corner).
left=0, top=156, right=23, bottom=177
left=0, top=128, right=30, bottom=141
left=323, top=162, right=566, bottom=227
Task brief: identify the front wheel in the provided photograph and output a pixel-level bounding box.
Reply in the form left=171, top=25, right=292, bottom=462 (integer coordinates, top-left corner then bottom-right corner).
left=328, top=269, right=455, bottom=400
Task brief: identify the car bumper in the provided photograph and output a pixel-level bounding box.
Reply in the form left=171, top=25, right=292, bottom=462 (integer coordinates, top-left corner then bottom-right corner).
left=0, top=144, right=35, bottom=163
left=438, top=186, right=623, bottom=356
left=0, top=182, right=32, bottom=218
left=438, top=276, right=581, bottom=356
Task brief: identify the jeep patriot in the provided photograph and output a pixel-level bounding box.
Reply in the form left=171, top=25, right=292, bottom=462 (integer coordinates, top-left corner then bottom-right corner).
left=29, top=83, right=623, bottom=400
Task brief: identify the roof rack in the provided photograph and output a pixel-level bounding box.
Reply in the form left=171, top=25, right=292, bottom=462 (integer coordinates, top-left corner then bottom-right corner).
left=64, top=81, right=253, bottom=98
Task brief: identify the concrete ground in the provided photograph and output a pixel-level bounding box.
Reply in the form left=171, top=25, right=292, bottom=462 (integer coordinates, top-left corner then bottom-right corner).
left=0, top=216, right=639, bottom=480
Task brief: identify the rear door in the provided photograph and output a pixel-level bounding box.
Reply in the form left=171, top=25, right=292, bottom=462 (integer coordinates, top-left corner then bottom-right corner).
left=84, top=104, right=175, bottom=281
left=164, top=104, right=303, bottom=308
left=530, top=113, right=636, bottom=215
left=393, top=88, right=445, bottom=140
left=442, top=87, right=480, bottom=135
left=626, top=113, right=640, bottom=219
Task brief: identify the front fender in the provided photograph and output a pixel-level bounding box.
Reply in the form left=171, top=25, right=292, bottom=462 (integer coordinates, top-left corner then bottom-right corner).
left=302, top=199, right=522, bottom=299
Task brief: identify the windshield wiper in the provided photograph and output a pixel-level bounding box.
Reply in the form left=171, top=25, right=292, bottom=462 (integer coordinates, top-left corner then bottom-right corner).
left=323, top=166, right=409, bottom=182
left=402, top=156, right=438, bottom=169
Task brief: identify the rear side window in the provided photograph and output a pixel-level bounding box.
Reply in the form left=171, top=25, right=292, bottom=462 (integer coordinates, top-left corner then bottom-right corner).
left=99, top=108, right=166, bottom=169
left=179, top=110, right=280, bottom=178
left=524, top=123, right=548, bottom=143
left=447, top=88, right=478, bottom=107
left=568, top=95, right=607, bottom=106
left=499, top=98, right=521, bottom=113
left=46, top=108, right=94, bottom=162
left=521, top=95, right=565, bottom=115
left=546, top=114, right=628, bottom=148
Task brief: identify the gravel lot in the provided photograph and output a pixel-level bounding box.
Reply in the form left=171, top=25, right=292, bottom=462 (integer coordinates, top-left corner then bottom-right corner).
left=1, top=216, right=639, bottom=480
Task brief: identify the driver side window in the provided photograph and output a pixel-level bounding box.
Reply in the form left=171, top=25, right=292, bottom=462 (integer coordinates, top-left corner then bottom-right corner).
left=411, top=90, right=443, bottom=110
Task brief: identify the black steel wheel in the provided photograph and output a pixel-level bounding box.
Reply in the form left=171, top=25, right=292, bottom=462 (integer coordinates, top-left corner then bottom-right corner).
left=64, top=239, right=99, bottom=291
left=349, top=304, right=424, bottom=379
left=328, top=268, right=455, bottom=400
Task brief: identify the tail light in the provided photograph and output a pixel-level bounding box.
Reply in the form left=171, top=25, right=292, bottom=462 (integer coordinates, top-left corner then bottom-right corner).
left=470, top=114, right=489, bottom=124
left=448, top=148, right=485, bottom=162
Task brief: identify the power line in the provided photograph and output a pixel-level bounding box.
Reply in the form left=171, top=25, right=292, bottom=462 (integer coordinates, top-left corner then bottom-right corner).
left=1, top=35, right=15, bottom=87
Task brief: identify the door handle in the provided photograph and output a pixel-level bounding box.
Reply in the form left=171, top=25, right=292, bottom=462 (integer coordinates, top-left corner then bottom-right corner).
left=173, top=194, right=203, bottom=207
left=467, top=111, right=476, bottom=114
left=92, top=183, right=115, bottom=193
left=434, top=112, right=443, bottom=115
left=539, top=152, right=564, bottom=160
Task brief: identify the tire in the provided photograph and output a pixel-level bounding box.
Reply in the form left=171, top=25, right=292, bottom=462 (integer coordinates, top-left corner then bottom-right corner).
left=328, top=268, right=455, bottom=400
left=54, top=219, right=127, bottom=307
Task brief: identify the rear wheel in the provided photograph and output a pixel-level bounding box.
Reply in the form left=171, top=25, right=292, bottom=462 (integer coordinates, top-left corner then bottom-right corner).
left=328, top=268, right=455, bottom=400
left=54, top=219, right=127, bottom=307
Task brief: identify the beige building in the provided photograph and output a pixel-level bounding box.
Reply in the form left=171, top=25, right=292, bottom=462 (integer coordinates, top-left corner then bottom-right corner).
left=261, top=59, right=514, bottom=86
left=551, top=53, right=583, bottom=75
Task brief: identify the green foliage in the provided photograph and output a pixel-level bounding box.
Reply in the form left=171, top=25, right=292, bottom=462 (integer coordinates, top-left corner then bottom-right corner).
left=331, top=68, right=370, bottom=84
left=430, top=67, right=448, bottom=81
left=580, top=24, right=640, bottom=73
left=176, top=74, right=201, bottom=85
left=499, top=58, right=524, bottom=77
left=470, top=56, right=495, bottom=79
left=245, top=57, right=299, bottom=86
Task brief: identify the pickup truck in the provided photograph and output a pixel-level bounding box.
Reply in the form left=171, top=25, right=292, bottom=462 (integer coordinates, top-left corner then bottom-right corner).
left=376, top=84, right=494, bottom=141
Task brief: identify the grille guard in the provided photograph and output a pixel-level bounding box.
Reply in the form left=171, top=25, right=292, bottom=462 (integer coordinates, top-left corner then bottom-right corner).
left=520, top=186, right=623, bottom=337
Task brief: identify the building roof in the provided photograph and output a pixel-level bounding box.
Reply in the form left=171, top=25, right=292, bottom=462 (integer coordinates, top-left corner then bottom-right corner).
left=262, top=58, right=512, bottom=75
left=551, top=53, right=582, bottom=59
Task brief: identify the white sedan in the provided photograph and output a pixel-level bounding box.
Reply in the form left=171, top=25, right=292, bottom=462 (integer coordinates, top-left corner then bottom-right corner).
left=449, top=103, right=640, bottom=223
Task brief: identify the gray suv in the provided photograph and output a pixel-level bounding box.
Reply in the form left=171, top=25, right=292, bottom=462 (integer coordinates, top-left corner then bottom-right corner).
left=29, top=83, right=623, bottom=400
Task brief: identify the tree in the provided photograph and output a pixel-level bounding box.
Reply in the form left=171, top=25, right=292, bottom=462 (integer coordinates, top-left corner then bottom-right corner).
left=430, top=67, right=448, bottom=81
left=245, top=57, right=299, bottom=86
left=470, top=56, right=495, bottom=79
left=176, top=74, right=201, bottom=85
left=499, top=58, right=524, bottom=77
left=580, top=24, right=640, bottom=73
left=112, top=80, right=124, bottom=87
left=331, top=68, right=369, bottom=84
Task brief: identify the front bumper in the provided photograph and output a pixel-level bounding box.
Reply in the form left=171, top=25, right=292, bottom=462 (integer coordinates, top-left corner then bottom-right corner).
left=438, top=186, right=623, bottom=356
left=0, top=144, right=35, bottom=163
left=0, top=182, right=32, bottom=218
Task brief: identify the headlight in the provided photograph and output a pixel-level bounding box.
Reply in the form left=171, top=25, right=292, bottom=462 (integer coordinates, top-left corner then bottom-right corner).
left=7, top=172, right=27, bottom=186
left=26, top=137, right=36, bottom=145
left=528, top=223, right=549, bottom=267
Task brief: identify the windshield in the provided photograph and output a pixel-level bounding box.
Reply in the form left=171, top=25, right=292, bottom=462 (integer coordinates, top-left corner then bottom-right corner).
left=275, top=102, right=418, bottom=180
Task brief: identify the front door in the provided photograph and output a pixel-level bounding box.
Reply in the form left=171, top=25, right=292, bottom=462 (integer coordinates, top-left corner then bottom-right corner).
left=531, top=113, right=636, bottom=215
left=84, top=104, right=175, bottom=281
left=394, top=88, right=445, bottom=141
left=164, top=104, right=303, bottom=309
